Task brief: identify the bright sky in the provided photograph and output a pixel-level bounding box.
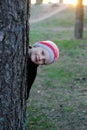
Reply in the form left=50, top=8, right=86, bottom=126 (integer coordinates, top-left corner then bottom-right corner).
left=31, top=0, right=87, bottom=5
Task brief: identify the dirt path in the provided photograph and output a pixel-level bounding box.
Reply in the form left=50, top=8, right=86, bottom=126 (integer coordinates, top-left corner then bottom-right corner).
left=30, top=5, right=67, bottom=24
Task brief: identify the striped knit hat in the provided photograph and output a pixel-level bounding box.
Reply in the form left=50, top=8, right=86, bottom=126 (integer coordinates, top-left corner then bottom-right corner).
left=33, top=40, right=59, bottom=64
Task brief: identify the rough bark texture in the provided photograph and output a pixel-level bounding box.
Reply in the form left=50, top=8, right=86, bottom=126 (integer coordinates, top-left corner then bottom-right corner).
left=0, top=0, right=30, bottom=129
left=75, top=0, right=84, bottom=39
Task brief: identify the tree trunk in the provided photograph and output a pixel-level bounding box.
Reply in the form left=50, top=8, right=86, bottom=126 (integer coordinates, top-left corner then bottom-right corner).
left=0, top=0, right=30, bottom=129
left=59, top=0, right=63, bottom=4
left=36, top=0, right=43, bottom=4
left=74, top=0, right=84, bottom=39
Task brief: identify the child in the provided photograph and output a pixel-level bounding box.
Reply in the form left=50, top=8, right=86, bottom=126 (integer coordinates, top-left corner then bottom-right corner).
left=27, top=40, right=59, bottom=99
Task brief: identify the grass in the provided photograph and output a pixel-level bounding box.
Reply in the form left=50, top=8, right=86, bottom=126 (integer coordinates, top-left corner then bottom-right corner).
left=27, top=4, right=87, bottom=130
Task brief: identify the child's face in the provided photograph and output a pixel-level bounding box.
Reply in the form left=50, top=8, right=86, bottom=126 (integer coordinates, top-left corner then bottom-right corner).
left=30, top=46, right=50, bottom=65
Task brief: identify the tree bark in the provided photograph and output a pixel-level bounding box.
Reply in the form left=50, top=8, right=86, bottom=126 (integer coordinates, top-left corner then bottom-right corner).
left=74, top=0, right=84, bottom=39
left=0, top=0, right=30, bottom=129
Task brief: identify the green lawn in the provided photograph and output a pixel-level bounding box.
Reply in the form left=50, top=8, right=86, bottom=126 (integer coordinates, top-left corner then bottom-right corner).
left=27, top=4, right=87, bottom=130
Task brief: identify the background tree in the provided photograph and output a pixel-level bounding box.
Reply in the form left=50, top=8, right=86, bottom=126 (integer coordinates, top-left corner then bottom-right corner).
left=74, top=0, right=84, bottom=39
left=59, top=0, right=63, bottom=4
left=0, top=0, right=29, bottom=129
left=36, top=0, right=43, bottom=4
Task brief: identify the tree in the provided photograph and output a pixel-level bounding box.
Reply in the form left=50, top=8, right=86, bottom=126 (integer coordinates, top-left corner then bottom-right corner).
left=59, top=0, right=63, bottom=4
left=74, top=0, right=84, bottom=39
left=36, top=0, right=43, bottom=4
left=0, top=0, right=30, bottom=129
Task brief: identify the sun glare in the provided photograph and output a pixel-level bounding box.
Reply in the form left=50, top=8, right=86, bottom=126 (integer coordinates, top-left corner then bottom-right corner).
left=64, top=0, right=87, bottom=5
left=31, top=0, right=87, bottom=5
left=63, top=0, right=77, bottom=6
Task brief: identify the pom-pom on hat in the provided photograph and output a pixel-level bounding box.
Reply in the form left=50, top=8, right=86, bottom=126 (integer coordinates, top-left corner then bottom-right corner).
left=33, top=40, right=59, bottom=64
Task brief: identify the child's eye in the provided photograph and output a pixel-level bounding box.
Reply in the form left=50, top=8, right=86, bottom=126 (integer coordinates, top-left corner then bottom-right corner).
left=42, top=51, right=45, bottom=55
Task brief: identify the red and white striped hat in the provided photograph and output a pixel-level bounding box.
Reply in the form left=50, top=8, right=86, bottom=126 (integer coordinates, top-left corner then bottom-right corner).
left=34, top=40, right=59, bottom=64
